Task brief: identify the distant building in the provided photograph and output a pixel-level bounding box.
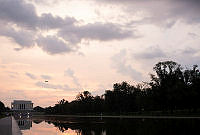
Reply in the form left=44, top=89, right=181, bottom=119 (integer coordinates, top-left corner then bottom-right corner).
left=11, top=100, right=33, bottom=111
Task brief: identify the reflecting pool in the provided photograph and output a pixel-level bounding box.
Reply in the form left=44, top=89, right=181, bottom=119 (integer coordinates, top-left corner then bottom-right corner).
left=15, top=116, right=200, bottom=135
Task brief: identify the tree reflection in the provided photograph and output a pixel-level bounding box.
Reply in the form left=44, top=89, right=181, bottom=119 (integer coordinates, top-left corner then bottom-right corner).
left=33, top=119, right=43, bottom=124
left=44, top=117, right=200, bottom=135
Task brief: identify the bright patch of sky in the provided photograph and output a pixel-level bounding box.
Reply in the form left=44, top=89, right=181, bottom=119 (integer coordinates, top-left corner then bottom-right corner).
left=0, top=0, right=200, bottom=107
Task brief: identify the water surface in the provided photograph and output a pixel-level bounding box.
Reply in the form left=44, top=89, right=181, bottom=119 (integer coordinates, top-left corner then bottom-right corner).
left=15, top=116, right=200, bottom=135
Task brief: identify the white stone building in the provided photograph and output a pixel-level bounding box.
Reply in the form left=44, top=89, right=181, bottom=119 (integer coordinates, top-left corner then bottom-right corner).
left=11, top=100, right=33, bottom=111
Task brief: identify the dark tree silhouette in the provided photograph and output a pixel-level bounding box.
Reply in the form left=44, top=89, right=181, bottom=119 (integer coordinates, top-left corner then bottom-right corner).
left=0, top=101, right=5, bottom=114
left=44, top=61, right=200, bottom=115
left=34, top=106, right=45, bottom=112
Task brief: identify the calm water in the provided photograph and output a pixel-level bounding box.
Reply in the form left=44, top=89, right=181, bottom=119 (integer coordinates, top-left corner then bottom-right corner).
left=15, top=116, right=200, bottom=135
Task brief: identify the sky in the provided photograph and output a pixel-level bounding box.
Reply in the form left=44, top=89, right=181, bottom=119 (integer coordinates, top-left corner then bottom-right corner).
left=0, top=0, right=200, bottom=107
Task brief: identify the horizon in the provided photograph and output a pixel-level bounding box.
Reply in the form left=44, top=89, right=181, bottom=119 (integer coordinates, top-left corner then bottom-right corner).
left=0, top=0, right=200, bottom=107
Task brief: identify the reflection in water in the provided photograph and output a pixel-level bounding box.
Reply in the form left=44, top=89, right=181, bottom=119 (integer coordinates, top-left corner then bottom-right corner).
left=17, top=119, right=32, bottom=130
left=14, top=116, right=32, bottom=130
left=21, top=116, right=200, bottom=135
left=32, top=119, right=43, bottom=124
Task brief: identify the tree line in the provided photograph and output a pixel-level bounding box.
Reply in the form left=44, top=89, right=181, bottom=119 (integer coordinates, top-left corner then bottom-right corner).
left=44, top=61, right=200, bottom=114
left=44, top=118, right=200, bottom=135
left=0, top=101, right=10, bottom=114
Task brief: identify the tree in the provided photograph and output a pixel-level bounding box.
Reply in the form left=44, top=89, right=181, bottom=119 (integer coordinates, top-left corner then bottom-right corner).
left=44, top=61, right=200, bottom=114
left=0, top=101, right=5, bottom=113
left=34, top=106, right=45, bottom=112
left=75, top=91, right=94, bottom=113
left=54, top=99, right=69, bottom=114
left=76, top=91, right=93, bottom=101
left=183, top=65, right=200, bottom=111
left=104, top=82, right=139, bottom=113
left=150, top=61, right=186, bottom=111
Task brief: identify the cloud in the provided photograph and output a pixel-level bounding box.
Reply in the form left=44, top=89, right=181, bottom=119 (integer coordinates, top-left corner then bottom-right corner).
left=188, top=32, right=199, bottom=39
left=133, top=46, right=166, bottom=59
left=94, top=0, right=200, bottom=26
left=28, top=0, right=59, bottom=6
left=35, top=81, right=62, bottom=89
left=0, top=0, right=133, bottom=55
left=0, top=0, right=38, bottom=28
left=8, top=71, right=19, bottom=79
left=0, top=0, right=76, bottom=30
left=64, top=68, right=81, bottom=87
left=174, top=47, right=200, bottom=66
left=9, top=75, right=17, bottom=79
left=111, top=49, right=143, bottom=81
left=41, top=75, right=52, bottom=80
left=0, top=26, right=36, bottom=48
left=36, top=35, right=73, bottom=54
left=38, top=13, right=76, bottom=30
left=181, top=47, right=197, bottom=55
left=35, top=81, right=78, bottom=91
left=59, top=22, right=133, bottom=44
left=25, top=72, right=37, bottom=80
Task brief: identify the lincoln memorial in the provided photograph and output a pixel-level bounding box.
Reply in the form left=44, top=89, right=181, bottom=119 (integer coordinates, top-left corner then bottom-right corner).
left=11, top=100, right=33, bottom=111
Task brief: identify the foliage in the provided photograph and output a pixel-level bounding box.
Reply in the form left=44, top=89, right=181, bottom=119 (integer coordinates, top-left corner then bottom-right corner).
left=45, top=61, right=200, bottom=114
left=34, top=106, right=45, bottom=112
left=0, top=101, right=5, bottom=114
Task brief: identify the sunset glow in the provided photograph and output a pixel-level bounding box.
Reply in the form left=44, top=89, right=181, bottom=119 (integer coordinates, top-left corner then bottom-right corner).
left=0, top=0, right=200, bottom=107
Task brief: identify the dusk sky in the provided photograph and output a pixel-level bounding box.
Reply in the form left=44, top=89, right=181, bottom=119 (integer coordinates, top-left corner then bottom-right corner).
left=0, top=0, right=200, bottom=107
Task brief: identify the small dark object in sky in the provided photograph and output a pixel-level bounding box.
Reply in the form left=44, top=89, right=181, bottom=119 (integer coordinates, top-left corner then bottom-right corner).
left=45, top=80, right=48, bottom=83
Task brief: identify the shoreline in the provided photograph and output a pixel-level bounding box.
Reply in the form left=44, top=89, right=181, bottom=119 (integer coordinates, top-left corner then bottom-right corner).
left=32, top=114, right=200, bottom=119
